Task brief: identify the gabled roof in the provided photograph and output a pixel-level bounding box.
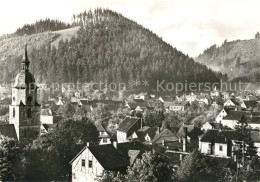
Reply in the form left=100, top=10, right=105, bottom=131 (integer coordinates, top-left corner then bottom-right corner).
left=117, top=117, right=140, bottom=133
left=88, top=144, right=129, bottom=170
left=200, top=129, right=219, bottom=142
left=222, top=111, right=248, bottom=121
left=223, top=107, right=235, bottom=114
left=214, top=130, right=240, bottom=144
left=131, top=126, right=158, bottom=142
left=0, top=124, right=17, bottom=140
left=243, top=100, right=258, bottom=109
left=200, top=129, right=240, bottom=144
left=117, top=142, right=152, bottom=158
left=230, top=98, right=240, bottom=106
left=151, top=129, right=178, bottom=143
left=42, top=124, right=57, bottom=131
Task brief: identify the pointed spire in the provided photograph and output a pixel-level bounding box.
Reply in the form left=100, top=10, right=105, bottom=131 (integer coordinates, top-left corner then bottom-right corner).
left=22, top=43, right=29, bottom=62
left=21, top=43, right=30, bottom=70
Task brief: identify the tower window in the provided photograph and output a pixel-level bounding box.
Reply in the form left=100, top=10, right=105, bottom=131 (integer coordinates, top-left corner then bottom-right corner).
left=13, top=97, right=15, bottom=102
left=13, top=108, right=15, bottom=117
left=27, top=96, right=32, bottom=103
left=27, top=108, right=32, bottom=118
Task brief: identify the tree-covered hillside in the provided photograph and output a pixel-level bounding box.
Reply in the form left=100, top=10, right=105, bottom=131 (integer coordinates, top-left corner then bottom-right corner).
left=2, top=9, right=222, bottom=90
left=195, top=33, right=260, bottom=82
left=15, top=19, right=71, bottom=36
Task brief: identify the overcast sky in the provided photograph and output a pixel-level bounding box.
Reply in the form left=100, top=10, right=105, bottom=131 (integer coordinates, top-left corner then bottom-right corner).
left=1, top=0, right=260, bottom=56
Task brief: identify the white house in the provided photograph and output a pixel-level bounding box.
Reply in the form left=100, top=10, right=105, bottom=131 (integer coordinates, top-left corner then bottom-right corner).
left=95, top=122, right=111, bottom=145
left=70, top=143, right=128, bottom=182
left=40, top=108, right=54, bottom=124
left=116, top=116, right=142, bottom=143
left=166, top=101, right=189, bottom=112
left=199, top=129, right=239, bottom=157
left=70, top=142, right=151, bottom=182
left=221, top=111, right=248, bottom=129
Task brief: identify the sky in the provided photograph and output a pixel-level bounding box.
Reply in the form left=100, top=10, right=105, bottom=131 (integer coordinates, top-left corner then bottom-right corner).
left=0, top=0, right=260, bottom=57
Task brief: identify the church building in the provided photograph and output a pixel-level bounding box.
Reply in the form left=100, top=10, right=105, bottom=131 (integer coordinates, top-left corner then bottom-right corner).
left=0, top=44, right=41, bottom=142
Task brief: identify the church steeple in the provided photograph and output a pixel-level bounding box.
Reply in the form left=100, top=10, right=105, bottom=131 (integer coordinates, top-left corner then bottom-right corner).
left=21, top=43, right=30, bottom=70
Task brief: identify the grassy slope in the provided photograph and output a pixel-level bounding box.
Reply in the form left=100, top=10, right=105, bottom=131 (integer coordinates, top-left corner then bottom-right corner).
left=0, top=26, right=80, bottom=63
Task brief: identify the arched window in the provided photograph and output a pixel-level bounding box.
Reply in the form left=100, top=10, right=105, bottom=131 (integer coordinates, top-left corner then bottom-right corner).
left=27, top=108, right=32, bottom=118
left=13, top=108, right=15, bottom=117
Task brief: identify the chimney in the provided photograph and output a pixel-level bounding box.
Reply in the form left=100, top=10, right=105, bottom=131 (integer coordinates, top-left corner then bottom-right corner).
left=183, top=127, right=187, bottom=152
left=113, top=141, right=117, bottom=149
left=157, top=127, right=160, bottom=134
left=140, top=118, right=143, bottom=129
left=87, top=142, right=90, bottom=147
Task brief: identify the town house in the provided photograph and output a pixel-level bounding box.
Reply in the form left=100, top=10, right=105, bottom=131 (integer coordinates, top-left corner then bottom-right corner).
left=117, top=116, right=142, bottom=143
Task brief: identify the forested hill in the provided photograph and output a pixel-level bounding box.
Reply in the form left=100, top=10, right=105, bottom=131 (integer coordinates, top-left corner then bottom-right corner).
left=0, top=9, right=222, bottom=90
left=195, top=33, right=260, bottom=82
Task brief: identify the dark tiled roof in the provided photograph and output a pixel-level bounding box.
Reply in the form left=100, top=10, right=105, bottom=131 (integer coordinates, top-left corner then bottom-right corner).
left=223, top=107, right=236, bottom=114
left=117, top=117, right=140, bottom=133
left=0, top=124, right=17, bottom=140
left=200, top=129, right=219, bottom=142
left=42, top=124, right=57, bottom=131
left=88, top=144, right=129, bottom=170
left=117, top=142, right=152, bottom=158
left=200, top=129, right=240, bottom=144
left=132, top=126, right=158, bottom=142
left=230, top=98, right=240, bottom=106
left=244, top=100, right=258, bottom=109
left=151, top=129, right=178, bottom=143
left=222, top=111, right=248, bottom=120
left=214, top=130, right=240, bottom=143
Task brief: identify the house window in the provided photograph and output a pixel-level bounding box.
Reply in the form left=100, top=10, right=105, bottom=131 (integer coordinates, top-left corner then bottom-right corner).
left=89, top=160, right=93, bottom=168
left=219, top=145, right=223, bottom=151
left=27, top=108, right=32, bottom=118
left=82, top=159, right=85, bottom=167
left=103, top=138, right=107, bottom=143
left=13, top=108, right=15, bottom=117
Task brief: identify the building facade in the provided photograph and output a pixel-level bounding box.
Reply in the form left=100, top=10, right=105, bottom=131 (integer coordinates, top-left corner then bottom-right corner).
left=9, top=44, right=41, bottom=141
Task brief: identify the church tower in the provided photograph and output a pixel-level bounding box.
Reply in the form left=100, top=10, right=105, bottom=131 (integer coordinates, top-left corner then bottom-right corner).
left=9, top=44, right=41, bottom=141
